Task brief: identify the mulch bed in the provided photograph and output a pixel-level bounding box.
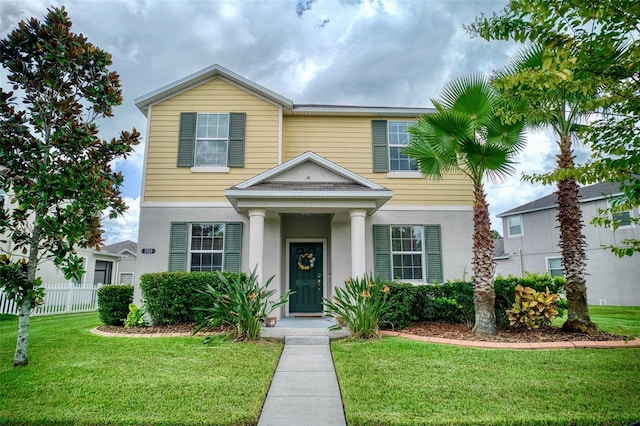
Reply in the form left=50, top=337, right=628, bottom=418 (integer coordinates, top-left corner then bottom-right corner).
left=97, top=322, right=228, bottom=335
left=99, top=321, right=630, bottom=343
left=397, top=321, right=628, bottom=343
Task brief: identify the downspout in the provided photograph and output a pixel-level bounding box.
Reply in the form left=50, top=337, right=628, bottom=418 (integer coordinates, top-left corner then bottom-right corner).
left=518, top=248, right=523, bottom=277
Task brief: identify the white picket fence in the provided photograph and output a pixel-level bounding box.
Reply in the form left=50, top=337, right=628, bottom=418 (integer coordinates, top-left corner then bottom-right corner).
left=0, top=282, right=102, bottom=316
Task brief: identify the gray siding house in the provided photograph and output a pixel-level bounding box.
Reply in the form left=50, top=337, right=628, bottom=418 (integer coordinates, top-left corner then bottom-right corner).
left=495, top=182, right=639, bottom=306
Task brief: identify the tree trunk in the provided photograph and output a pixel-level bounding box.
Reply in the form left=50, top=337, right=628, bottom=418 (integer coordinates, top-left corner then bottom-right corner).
left=556, top=134, right=597, bottom=333
left=13, top=225, right=42, bottom=366
left=13, top=298, right=31, bottom=366
left=471, top=184, right=496, bottom=335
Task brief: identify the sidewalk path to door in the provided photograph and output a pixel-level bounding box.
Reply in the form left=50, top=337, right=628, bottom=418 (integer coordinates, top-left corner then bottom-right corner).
left=258, top=335, right=347, bottom=426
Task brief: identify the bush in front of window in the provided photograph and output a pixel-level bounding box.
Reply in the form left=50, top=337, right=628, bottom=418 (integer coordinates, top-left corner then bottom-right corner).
left=97, top=285, right=134, bottom=326
left=380, top=273, right=566, bottom=330
left=140, top=271, right=246, bottom=325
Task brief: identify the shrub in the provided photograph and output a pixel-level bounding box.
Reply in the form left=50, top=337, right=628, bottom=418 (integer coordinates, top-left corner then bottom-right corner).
left=124, top=303, right=146, bottom=328
left=140, top=271, right=245, bottom=325
left=97, top=285, right=133, bottom=326
left=324, top=274, right=391, bottom=339
left=380, top=282, right=418, bottom=329
left=196, top=269, right=292, bottom=341
left=495, top=274, right=565, bottom=327
left=420, top=297, right=463, bottom=323
left=506, top=285, right=559, bottom=329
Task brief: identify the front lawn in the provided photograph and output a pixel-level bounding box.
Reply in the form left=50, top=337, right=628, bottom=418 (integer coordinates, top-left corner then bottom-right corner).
left=0, top=312, right=282, bottom=425
left=334, top=305, right=640, bottom=426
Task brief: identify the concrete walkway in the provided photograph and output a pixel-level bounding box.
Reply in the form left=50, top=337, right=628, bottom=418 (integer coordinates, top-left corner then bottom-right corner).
left=258, top=335, right=347, bottom=426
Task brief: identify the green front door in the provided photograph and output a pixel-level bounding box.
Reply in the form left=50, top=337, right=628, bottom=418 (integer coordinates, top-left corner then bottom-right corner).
left=289, top=242, right=323, bottom=313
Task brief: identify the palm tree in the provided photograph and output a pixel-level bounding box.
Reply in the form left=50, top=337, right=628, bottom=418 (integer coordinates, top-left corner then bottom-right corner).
left=405, top=75, right=526, bottom=335
left=494, top=45, right=598, bottom=333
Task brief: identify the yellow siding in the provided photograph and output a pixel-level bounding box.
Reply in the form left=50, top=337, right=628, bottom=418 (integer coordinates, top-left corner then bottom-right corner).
left=144, top=78, right=280, bottom=201
left=282, top=116, right=473, bottom=206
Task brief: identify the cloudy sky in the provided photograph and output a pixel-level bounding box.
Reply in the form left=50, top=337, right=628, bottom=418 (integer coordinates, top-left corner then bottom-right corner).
left=1, top=0, right=582, bottom=244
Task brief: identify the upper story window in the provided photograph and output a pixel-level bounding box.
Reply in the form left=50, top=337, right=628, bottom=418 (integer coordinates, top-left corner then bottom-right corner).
left=507, top=215, right=522, bottom=237
left=608, top=199, right=634, bottom=229
left=388, top=121, right=417, bottom=172
left=177, top=112, right=246, bottom=170
left=190, top=223, right=225, bottom=272
left=391, top=225, right=424, bottom=280
left=195, top=113, right=229, bottom=167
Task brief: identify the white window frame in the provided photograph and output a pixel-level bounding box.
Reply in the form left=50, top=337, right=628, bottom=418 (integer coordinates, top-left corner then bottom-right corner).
left=388, top=121, right=418, bottom=172
left=188, top=223, right=225, bottom=273
left=194, top=113, right=230, bottom=169
left=507, top=215, right=523, bottom=237
left=390, top=225, right=425, bottom=282
left=546, top=257, right=563, bottom=278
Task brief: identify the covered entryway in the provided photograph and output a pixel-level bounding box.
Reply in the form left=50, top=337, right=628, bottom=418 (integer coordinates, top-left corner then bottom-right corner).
left=289, top=242, right=323, bottom=313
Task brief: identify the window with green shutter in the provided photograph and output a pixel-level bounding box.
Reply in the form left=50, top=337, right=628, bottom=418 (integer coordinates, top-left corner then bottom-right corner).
left=168, top=222, right=243, bottom=272
left=373, top=224, right=391, bottom=280
left=177, top=112, right=245, bottom=168
left=372, top=120, right=389, bottom=173
left=424, top=225, right=443, bottom=283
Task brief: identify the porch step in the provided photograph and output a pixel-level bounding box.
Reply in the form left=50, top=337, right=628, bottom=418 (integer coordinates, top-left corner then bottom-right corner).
left=260, top=327, right=351, bottom=340
left=284, top=335, right=329, bottom=345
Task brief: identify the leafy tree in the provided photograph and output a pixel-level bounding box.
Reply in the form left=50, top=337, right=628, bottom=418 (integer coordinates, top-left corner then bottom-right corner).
left=467, top=0, right=638, bottom=331
left=0, top=7, right=140, bottom=366
left=405, top=75, right=526, bottom=335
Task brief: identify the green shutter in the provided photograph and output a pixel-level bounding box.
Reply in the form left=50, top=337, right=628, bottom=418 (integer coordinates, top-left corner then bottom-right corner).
left=227, top=113, right=246, bottom=168
left=169, top=222, right=188, bottom=271
left=177, top=112, right=196, bottom=167
left=425, top=225, right=443, bottom=283
left=223, top=222, right=243, bottom=272
left=373, top=224, right=391, bottom=281
left=372, top=120, right=389, bottom=172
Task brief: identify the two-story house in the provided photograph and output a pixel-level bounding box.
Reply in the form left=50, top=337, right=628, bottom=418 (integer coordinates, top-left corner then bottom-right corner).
left=495, top=182, right=640, bottom=306
left=133, top=65, right=473, bottom=317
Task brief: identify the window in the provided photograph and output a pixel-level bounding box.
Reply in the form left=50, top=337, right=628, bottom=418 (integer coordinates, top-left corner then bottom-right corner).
left=507, top=215, right=522, bottom=237
left=547, top=258, right=563, bottom=278
left=612, top=210, right=633, bottom=228
left=189, top=223, right=225, bottom=272
left=388, top=121, right=417, bottom=171
left=94, top=260, right=113, bottom=285
left=391, top=225, right=424, bottom=280
left=195, top=113, right=229, bottom=167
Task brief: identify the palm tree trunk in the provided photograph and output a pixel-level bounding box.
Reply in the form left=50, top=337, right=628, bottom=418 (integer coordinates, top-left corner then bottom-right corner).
left=471, top=184, right=496, bottom=335
left=556, top=135, right=597, bottom=333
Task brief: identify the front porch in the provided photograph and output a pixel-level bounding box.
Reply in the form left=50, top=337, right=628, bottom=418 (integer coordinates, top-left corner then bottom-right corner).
left=260, top=316, right=351, bottom=340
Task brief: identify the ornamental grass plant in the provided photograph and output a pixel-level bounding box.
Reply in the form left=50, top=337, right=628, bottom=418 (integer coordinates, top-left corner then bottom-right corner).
left=196, top=269, right=292, bottom=341
left=324, top=274, right=390, bottom=339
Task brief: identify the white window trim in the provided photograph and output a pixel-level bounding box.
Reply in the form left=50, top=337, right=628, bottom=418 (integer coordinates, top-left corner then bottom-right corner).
left=387, top=120, right=417, bottom=172
left=386, top=171, right=422, bottom=179
left=390, top=225, right=426, bottom=282
left=507, top=215, right=523, bottom=237
left=190, top=166, right=230, bottom=173
left=545, top=256, right=563, bottom=278
left=188, top=223, right=225, bottom=272
left=194, top=113, right=230, bottom=168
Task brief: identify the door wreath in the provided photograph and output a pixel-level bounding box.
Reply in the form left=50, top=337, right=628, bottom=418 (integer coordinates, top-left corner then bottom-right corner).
left=297, top=252, right=316, bottom=271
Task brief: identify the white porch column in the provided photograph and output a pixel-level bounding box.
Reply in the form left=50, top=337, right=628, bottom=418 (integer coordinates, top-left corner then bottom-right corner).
left=349, top=209, right=367, bottom=279
left=248, top=209, right=266, bottom=283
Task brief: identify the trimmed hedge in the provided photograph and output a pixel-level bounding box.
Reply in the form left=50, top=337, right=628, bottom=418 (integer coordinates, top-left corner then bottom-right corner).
left=139, top=271, right=247, bottom=325
left=97, top=285, right=134, bottom=326
left=381, top=274, right=565, bottom=330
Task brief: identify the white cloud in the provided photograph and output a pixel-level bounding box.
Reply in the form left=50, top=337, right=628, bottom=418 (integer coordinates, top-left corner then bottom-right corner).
left=101, top=196, right=140, bottom=244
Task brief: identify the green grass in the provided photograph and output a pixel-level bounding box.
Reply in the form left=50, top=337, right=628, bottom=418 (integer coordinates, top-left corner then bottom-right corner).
left=0, top=312, right=282, bottom=425
left=589, top=306, right=640, bottom=337
left=333, top=337, right=640, bottom=426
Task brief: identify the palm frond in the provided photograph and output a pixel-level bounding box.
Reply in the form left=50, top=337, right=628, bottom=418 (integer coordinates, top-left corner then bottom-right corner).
left=460, top=138, right=518, bottom=183
left=438, top=74, right=498, bottom=125
left=486, top=116, right=527, bottom=153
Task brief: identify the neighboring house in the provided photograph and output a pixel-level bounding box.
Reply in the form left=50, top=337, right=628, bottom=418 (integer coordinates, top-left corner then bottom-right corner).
left=133, top=64, right=474, bottom=317
left=495, top=182, right=640, bottom=306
